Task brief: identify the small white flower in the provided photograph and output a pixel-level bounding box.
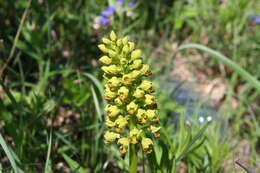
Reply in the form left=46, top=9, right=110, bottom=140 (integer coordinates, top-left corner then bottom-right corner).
left=207, top=116, right=212, bottom=122
left=198, top=116, right=204, bottom=123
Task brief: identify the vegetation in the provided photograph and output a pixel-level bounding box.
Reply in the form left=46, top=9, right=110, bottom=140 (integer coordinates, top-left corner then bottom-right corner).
left=0, top=0, right=259, bottom=172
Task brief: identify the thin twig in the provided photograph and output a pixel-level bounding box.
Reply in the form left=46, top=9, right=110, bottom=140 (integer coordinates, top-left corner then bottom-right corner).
left=0, top=0, right=32, bottom=78
left=235, top=159, right=257, bottom=173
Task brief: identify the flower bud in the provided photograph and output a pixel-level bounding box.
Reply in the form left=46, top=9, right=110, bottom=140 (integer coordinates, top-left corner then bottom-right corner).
left=99, top=56, right=112, bottom=65
left=129, top=59, right=142, bottom=70
left=102, top=38, right=112, bottom=45
left=122, top=37, right=128, bottom=45
left=110, top=30, right=117, bottom=41
left=131, top=49, right=142, bottom=60
left=104, top=131, right=120, bottom=143
left=98, top=44, right=109, bottom=53
left=108, top=49, right=117, bottom=57
left=101, top=65, right=121, bottom=74
left=122, top=45, right=129, bottom=53
left=128, top=42, right=135, bottom=51
left=127, top=101, right=138, bottom=115
left=131, top=70, right=140, bottom=79
left=116, top=39, right=122, bottom=47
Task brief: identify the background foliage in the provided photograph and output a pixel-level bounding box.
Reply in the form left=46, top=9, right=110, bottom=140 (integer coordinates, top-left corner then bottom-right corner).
left=0, top=0, right=259, bottom=172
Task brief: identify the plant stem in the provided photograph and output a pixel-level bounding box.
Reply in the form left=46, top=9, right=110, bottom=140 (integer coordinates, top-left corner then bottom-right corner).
left=129, top=143, right=138, bottom=173
left=129, top=116, right=138, bottom=173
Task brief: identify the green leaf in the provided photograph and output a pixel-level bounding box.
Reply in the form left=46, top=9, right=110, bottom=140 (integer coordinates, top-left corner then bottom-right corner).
left=0, top=133, right=20, bottom=173
left=62, top=153, right=88, bottom=173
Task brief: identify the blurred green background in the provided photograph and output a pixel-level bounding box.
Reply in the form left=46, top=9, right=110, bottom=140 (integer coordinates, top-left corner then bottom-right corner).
left=0, top=0, right=259, bottom=172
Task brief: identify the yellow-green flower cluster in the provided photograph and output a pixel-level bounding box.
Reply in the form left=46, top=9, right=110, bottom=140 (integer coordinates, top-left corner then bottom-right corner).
left=99, top=31, right=160, bottom=154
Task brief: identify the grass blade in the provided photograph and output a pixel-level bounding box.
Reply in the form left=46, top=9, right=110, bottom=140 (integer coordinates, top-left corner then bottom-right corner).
left=0, top=133, right=19, bottom=173
left=44, top=131, right=52, bottom=173
left=90, top=85, right=102, bottom=120
left=62, top=153, right=88, bottom=173
left=178, top=43, right=260, bottom=93
left=176, top=122, right=209, bottom=162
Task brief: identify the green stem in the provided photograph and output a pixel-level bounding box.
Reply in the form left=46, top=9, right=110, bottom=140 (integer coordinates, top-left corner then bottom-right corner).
left=129, top=116, right=138, bottom=173
left=129, top=143, right=138, bottom=173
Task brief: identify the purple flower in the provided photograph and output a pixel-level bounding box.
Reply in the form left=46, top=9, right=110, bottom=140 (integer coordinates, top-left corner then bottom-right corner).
left=101, top=6, right=116, bottom=17
left=100, top=16, right=108, bottom=25
left=116, top=0, right=124, bottom=6
left=250, top=14, right=260, bottom=24
left=128, top=1, right=136, bottom=7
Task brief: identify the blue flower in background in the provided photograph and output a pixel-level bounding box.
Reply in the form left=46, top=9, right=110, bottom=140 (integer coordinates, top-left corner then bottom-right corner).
left=128, top=1, right=136, bottom=7
left=100, top=16, right=109, bottom=25
left=250, top=14, right=260, bottom=24
left=101, top=6, right=116, bottom=17
left=116, top=0, right=124, bottom=6
left=96, top=0, right=137, bottom=27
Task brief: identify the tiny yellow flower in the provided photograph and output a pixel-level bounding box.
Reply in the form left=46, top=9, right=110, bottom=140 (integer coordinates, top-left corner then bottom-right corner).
left=133, top=88, right=145, bottom=99
left=108, top=49, right=117, bottom=58
left=129, top=59, right=142, bottom=70
left=102, top=38, right=112, bottom=45
left=116, top=39, right=122, bottom=47
left=104, top=88, right=117, bottom=101
left=122, top=74, right=134, bottom=85
left=115, top=115, right=128, bottom=128
left=122, top=45, right=129, bottom=53
left=118, top=137, right=129, bottom=154
left=127, top=101, right=138, bottom=115
left=131, top=49, right=142, bottom=60
left=141, top=137, right=153, bottom=154
left=110, top=30, right=117, bottom=41
left=101, top=65, right=121, bottom=74
left=130, top=128, right=142, bottom=144
left=98, top=44, right=109, bottom=53
left=104, top=131, right=120, bottom=143
left=149, top=125, right=161, bottom=133
left=144, top=94, right=156, bottom=106
left=128, top=42, right=135, bottom=51
left=105, top=104, right=120, bottom=117
left=118, top=86, right=129, bottom=101
left=140, top=64, right=152, bottom=76
left=99, top=56, right=112, bottom=65
left=105, top=118, right=116, bottom=127
left=122, top=37, right=129, bottom=45
left=107, top=77, right=121, bottom=88
left=114, top=97, right=123, bottom=105
left=138, top=80, right=154, bottom=93
left=136, top=109, right=147, bottom=124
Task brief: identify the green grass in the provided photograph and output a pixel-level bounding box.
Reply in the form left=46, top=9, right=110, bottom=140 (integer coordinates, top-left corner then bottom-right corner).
left=0, top=0, right=259, bottom=172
